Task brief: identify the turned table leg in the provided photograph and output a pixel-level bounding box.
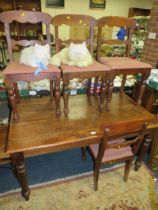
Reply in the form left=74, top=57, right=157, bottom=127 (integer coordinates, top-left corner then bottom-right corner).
left=135, top=134, right=151, bottom=171
left=63, top=79, right=70, bottom=117
left=54, top=78, right=61, bottom=117
left=12, top=152, right=30, bottom=201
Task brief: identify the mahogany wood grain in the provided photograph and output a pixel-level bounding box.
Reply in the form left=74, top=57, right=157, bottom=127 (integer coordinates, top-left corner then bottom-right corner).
left=5, top=93, right=155, bottom=200
left=5, top=94, right=156, bottom=200
left=6, top=94, right=155, bottom=154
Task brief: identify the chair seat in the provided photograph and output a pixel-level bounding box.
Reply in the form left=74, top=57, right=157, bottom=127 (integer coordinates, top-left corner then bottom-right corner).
left=60, top=61, right=110, bottom=73
left=4, top=61, right=61, bottom=75
left=99, top=57, right=151, bottom=70
left=90, top=140, right=133, bottom=163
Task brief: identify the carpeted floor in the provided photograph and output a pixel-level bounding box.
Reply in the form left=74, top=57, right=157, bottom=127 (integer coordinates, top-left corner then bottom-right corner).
left=0, top=164, right=158, bottom=210
left=0, top=148, right=94, bottom=194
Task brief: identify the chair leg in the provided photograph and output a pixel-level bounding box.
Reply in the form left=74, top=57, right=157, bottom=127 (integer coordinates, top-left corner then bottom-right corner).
left=63, top=79, right=70, bottom=117
left=7, top=85, right=19, bottom=121
left=106, top=79, right=114, bottom=111
left=120, top=74, right=127, bottom=93
left=135, top=134, right=151, bottom=171
left=13, top=82, right=20, bottom=103
left=124, top=159, right=133, bottom=182
left=94, top=162, right=100, bottom=191
left=93, top=76, right=99, bottom=96
left=50, top=80, right=54, bottom=101
left=82, top=147, right=87, bottom=160
left=99, top=77, right=108, bottom=111
left=137, top=74, right=148, bottom=105
left=54, top=79, right=61, bottom=117
left=87, top=78, right=92, bottom=96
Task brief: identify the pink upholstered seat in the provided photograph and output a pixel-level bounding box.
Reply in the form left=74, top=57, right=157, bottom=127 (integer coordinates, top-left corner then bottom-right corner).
left=99, top=57, right=152, bottom=70
left=4, top=61, right=61, bottom=75
left=60, top=61, right=110, bottom=73
left=90, top=143, right=133, bottom=163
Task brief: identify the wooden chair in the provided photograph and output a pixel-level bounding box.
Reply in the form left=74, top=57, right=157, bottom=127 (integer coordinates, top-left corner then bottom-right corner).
left=0, top=10, right=61, bottom=121
left=82, top=119, right=148, bottom=190
left=97, top=16, right=152, bottom=110
left=52, top=14, right=110, bottom=117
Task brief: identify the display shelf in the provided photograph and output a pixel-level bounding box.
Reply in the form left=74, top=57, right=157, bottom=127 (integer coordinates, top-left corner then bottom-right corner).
left=128, top=7, right=151, bottom=59
left=128, top=7, right=151, bottom=18
left=0, top=0, right=42, bottom=41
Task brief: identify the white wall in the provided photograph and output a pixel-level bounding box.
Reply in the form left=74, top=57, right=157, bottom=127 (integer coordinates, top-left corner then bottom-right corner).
left=41, top=0, right=153, bottom=39
left=41, top=0, right=153, bottom=18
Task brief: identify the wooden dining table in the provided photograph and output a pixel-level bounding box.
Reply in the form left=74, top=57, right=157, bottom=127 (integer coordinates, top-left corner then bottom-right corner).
left=5, top=93, right=156, bottom=200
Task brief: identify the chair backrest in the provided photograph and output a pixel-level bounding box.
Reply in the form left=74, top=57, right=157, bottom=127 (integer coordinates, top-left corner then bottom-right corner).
left=51, top=14, right=97, bottom=55
left=99, top=119, right=148, bottom=157
left=0, top=10, right=52, bottom=62
left=97, top=16, right=136, bottom=59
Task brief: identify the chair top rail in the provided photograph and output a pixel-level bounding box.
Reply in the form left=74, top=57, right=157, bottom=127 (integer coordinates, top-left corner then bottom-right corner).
left=0, top=10, right=52, bottom=24
left=11, top=39, right=48, bottom=48
left=101, top=119, right=148, bottom=138
left=52, top=14, right=97, bottom=27
left=97, top=16, right=136, bottom=28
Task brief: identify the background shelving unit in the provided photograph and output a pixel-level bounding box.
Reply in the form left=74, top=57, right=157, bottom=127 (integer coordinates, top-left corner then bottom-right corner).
left=128, top=7, right=151, bottom=59
left=0, top=0, right=42, bottom=40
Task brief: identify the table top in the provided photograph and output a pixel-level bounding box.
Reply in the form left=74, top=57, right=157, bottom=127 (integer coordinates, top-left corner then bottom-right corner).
left=6, top=94, right=155, bottom=154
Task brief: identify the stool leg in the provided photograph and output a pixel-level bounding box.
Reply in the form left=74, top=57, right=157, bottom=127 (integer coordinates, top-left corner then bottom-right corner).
left=12, top=152, right=30, bottom=201
left=63, top=79, right=70, bottom=117
left=54, top=78, right=61, bottom=117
